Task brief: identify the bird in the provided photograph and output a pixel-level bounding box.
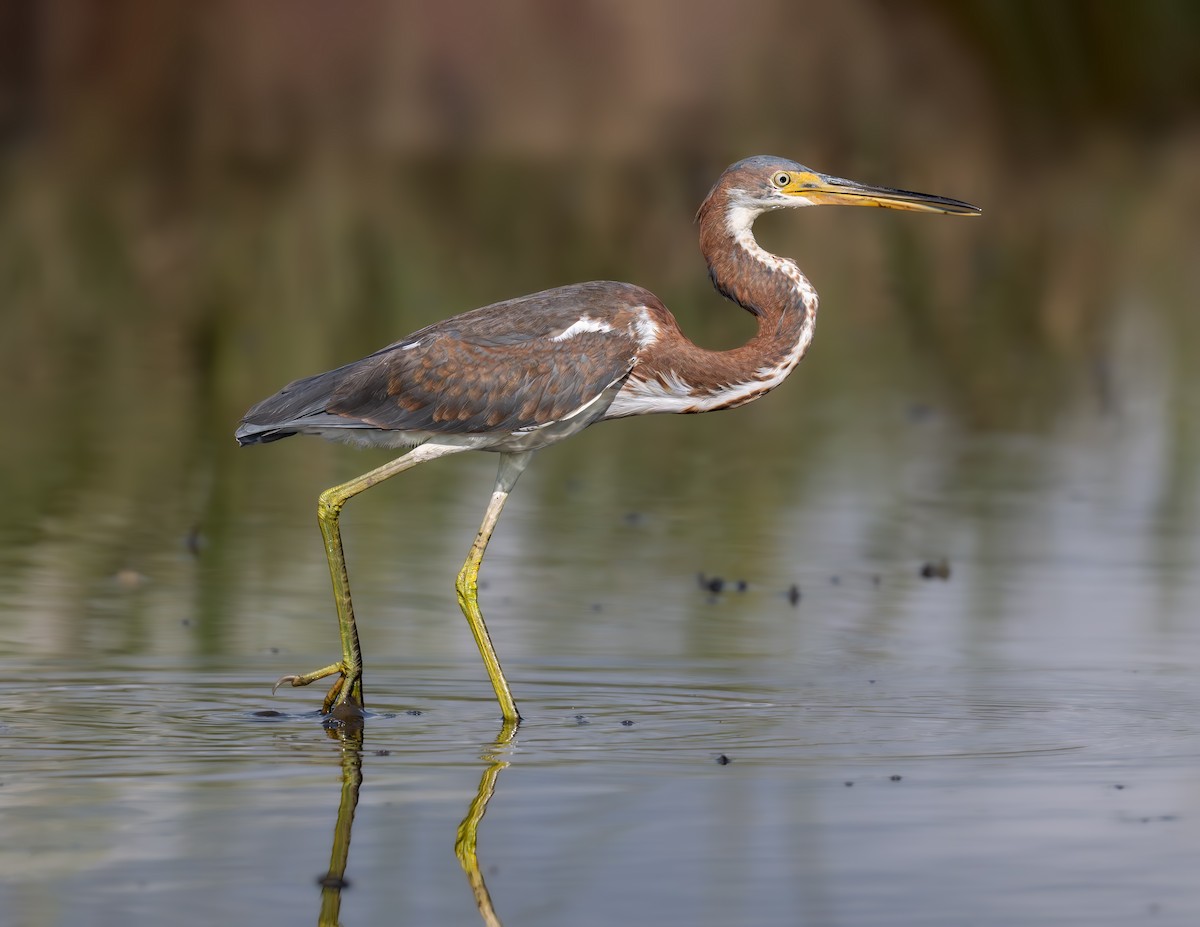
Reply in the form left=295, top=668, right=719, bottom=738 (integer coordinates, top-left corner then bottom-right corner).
left=236, top=155, right=980, bottom=724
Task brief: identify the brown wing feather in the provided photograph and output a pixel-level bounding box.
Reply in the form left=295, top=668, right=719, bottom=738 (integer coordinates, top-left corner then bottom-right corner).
left=327, top=326, right=639, bottom=435
left=236, top=282, right=657, bottom=444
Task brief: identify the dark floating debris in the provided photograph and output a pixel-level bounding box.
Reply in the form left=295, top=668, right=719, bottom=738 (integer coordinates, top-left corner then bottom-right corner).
left=620, top=719, right=635, bottom=726
left=889, top=774, right=903, bottom=782
left=574, top=714, right=590, bottom=725
left=1114, top=783, right=1126, bottom=790
left=405, top=709, right=423, bottom=716
left=715, top=754, right=731, bottom=765
left=787, top=584, right=802, bottom=606
left=251, top=709, right=286, bottom=719
left=919, top=558, right=951, bottom=580
left=698, top=573, right=748, bottom=595
left=844, top=781, right=854, bottom=787
left=374, top=749, right=391, bottom=756
left=316, top=872, right=351, bottom=889
left=830, top=575, right=841, bottom=585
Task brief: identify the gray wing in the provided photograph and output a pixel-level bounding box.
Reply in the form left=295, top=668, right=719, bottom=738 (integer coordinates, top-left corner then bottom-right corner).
left=236, top=282, right=656, bottom=445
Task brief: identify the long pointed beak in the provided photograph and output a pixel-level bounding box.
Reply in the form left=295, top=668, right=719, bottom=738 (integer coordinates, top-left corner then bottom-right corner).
left=797, top=173, right=981, bottom=215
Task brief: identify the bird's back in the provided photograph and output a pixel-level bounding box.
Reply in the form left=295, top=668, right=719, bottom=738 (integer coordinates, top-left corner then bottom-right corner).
left=235, top=281, right=666, bottom=451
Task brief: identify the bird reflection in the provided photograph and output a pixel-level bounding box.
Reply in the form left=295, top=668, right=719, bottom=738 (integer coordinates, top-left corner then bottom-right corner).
left=454, top=721, right=516, bottom=927
left=316, top=720, right=364, bottom=927
left=314, top=718, right=515, bottom=927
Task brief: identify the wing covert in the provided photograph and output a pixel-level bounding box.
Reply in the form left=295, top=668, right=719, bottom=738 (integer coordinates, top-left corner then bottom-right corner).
left=327, top=326, right=639, bottom=435
left=236, top=281, right=662, bottom=444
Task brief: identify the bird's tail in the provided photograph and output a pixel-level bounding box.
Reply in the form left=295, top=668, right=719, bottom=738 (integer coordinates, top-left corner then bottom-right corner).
left=234, top=423, right=297, bottom=446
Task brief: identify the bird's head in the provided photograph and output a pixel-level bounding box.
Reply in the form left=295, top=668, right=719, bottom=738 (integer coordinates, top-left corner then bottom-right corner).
left=701, top=155, right=981, bottom=231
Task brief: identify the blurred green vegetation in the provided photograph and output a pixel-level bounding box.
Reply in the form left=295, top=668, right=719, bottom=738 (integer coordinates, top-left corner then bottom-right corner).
left=0, top=0, right=1197, bottom=630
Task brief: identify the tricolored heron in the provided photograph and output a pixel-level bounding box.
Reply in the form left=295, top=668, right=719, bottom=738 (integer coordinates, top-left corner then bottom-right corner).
left=236, top=156, right=980, bottom=723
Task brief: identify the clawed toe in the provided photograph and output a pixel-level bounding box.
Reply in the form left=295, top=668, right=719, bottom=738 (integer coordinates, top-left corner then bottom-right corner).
left=272, top=674, right=304, bottom=695
left=271, top=662, right=343, bottom=694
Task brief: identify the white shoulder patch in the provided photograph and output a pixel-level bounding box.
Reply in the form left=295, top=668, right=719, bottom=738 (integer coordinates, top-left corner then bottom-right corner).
left=632, top=307, right=661, bottom=348
left=551, top=316, right=614, bottom=342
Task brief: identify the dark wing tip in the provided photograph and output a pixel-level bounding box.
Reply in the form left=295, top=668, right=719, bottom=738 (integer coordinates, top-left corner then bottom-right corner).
left=235, top=422, right=297, bottom=446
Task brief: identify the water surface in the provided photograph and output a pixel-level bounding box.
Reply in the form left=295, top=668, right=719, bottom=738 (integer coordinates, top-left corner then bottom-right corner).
left=3, top=146, right=1200, bottom=926
left=4, top=378, right=1200, bottom=926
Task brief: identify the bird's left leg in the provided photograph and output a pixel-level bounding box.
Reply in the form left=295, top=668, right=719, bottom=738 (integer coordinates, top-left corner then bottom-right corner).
left=274, top=442, right=471, bottom=714
left=455, top=451, right=533, bottom=724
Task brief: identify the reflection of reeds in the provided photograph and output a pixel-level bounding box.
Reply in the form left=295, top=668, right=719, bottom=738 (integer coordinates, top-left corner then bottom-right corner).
left=2, top=2, right=1198, bottom=655
left=3, top=1, right=1196, bottom=441
left=2, top=144, right=1193, bottom=443
left=3, top=139, right=1196, bottom=658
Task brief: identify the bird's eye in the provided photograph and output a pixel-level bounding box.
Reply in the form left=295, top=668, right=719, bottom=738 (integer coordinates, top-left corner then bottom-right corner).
left=772, top=171, right=791, bottom=188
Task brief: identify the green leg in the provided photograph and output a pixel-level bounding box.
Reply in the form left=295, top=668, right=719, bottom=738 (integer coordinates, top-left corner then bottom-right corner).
left=455, top=451, right=532, bottom=725
left=274, top=442, right=471, bottom=714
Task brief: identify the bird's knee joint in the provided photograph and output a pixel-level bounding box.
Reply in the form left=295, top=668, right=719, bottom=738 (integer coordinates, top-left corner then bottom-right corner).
left=456, top=562, right=484, bottom=601
left=318, top=489, right=346, bottom=521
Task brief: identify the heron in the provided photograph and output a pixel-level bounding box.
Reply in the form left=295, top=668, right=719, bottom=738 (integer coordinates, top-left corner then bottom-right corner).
left=236, top=155, right=980, bottom=723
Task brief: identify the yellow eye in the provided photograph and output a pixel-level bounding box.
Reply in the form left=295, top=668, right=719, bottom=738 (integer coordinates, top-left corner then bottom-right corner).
left=772, top=171, right=791, bottom=188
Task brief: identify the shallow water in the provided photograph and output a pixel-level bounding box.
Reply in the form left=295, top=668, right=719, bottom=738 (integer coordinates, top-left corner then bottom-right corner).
left=3, top=143, right=1200, bottom=925
left=5, top=372, right=1200, bottom=926
left=3, top=650, right=1198, bottom=926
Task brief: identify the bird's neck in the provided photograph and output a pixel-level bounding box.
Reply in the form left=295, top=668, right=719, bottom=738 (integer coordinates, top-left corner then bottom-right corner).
left=691, top=194, right=820, bottom=394
left=605, top=192, right=820, bottom=419
left=698, top=197, right=819, bottom=326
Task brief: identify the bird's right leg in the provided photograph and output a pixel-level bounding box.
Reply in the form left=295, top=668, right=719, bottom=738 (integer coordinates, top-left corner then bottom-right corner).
left=455, top=451, right=533, bottom=725
left=273, top=442, right=471, bottom=715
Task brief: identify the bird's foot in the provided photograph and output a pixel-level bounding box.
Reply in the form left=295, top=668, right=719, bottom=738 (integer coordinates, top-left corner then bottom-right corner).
left=272, top=661, right=363, bottom=715
left=271, top=661, right=342, bottom=695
